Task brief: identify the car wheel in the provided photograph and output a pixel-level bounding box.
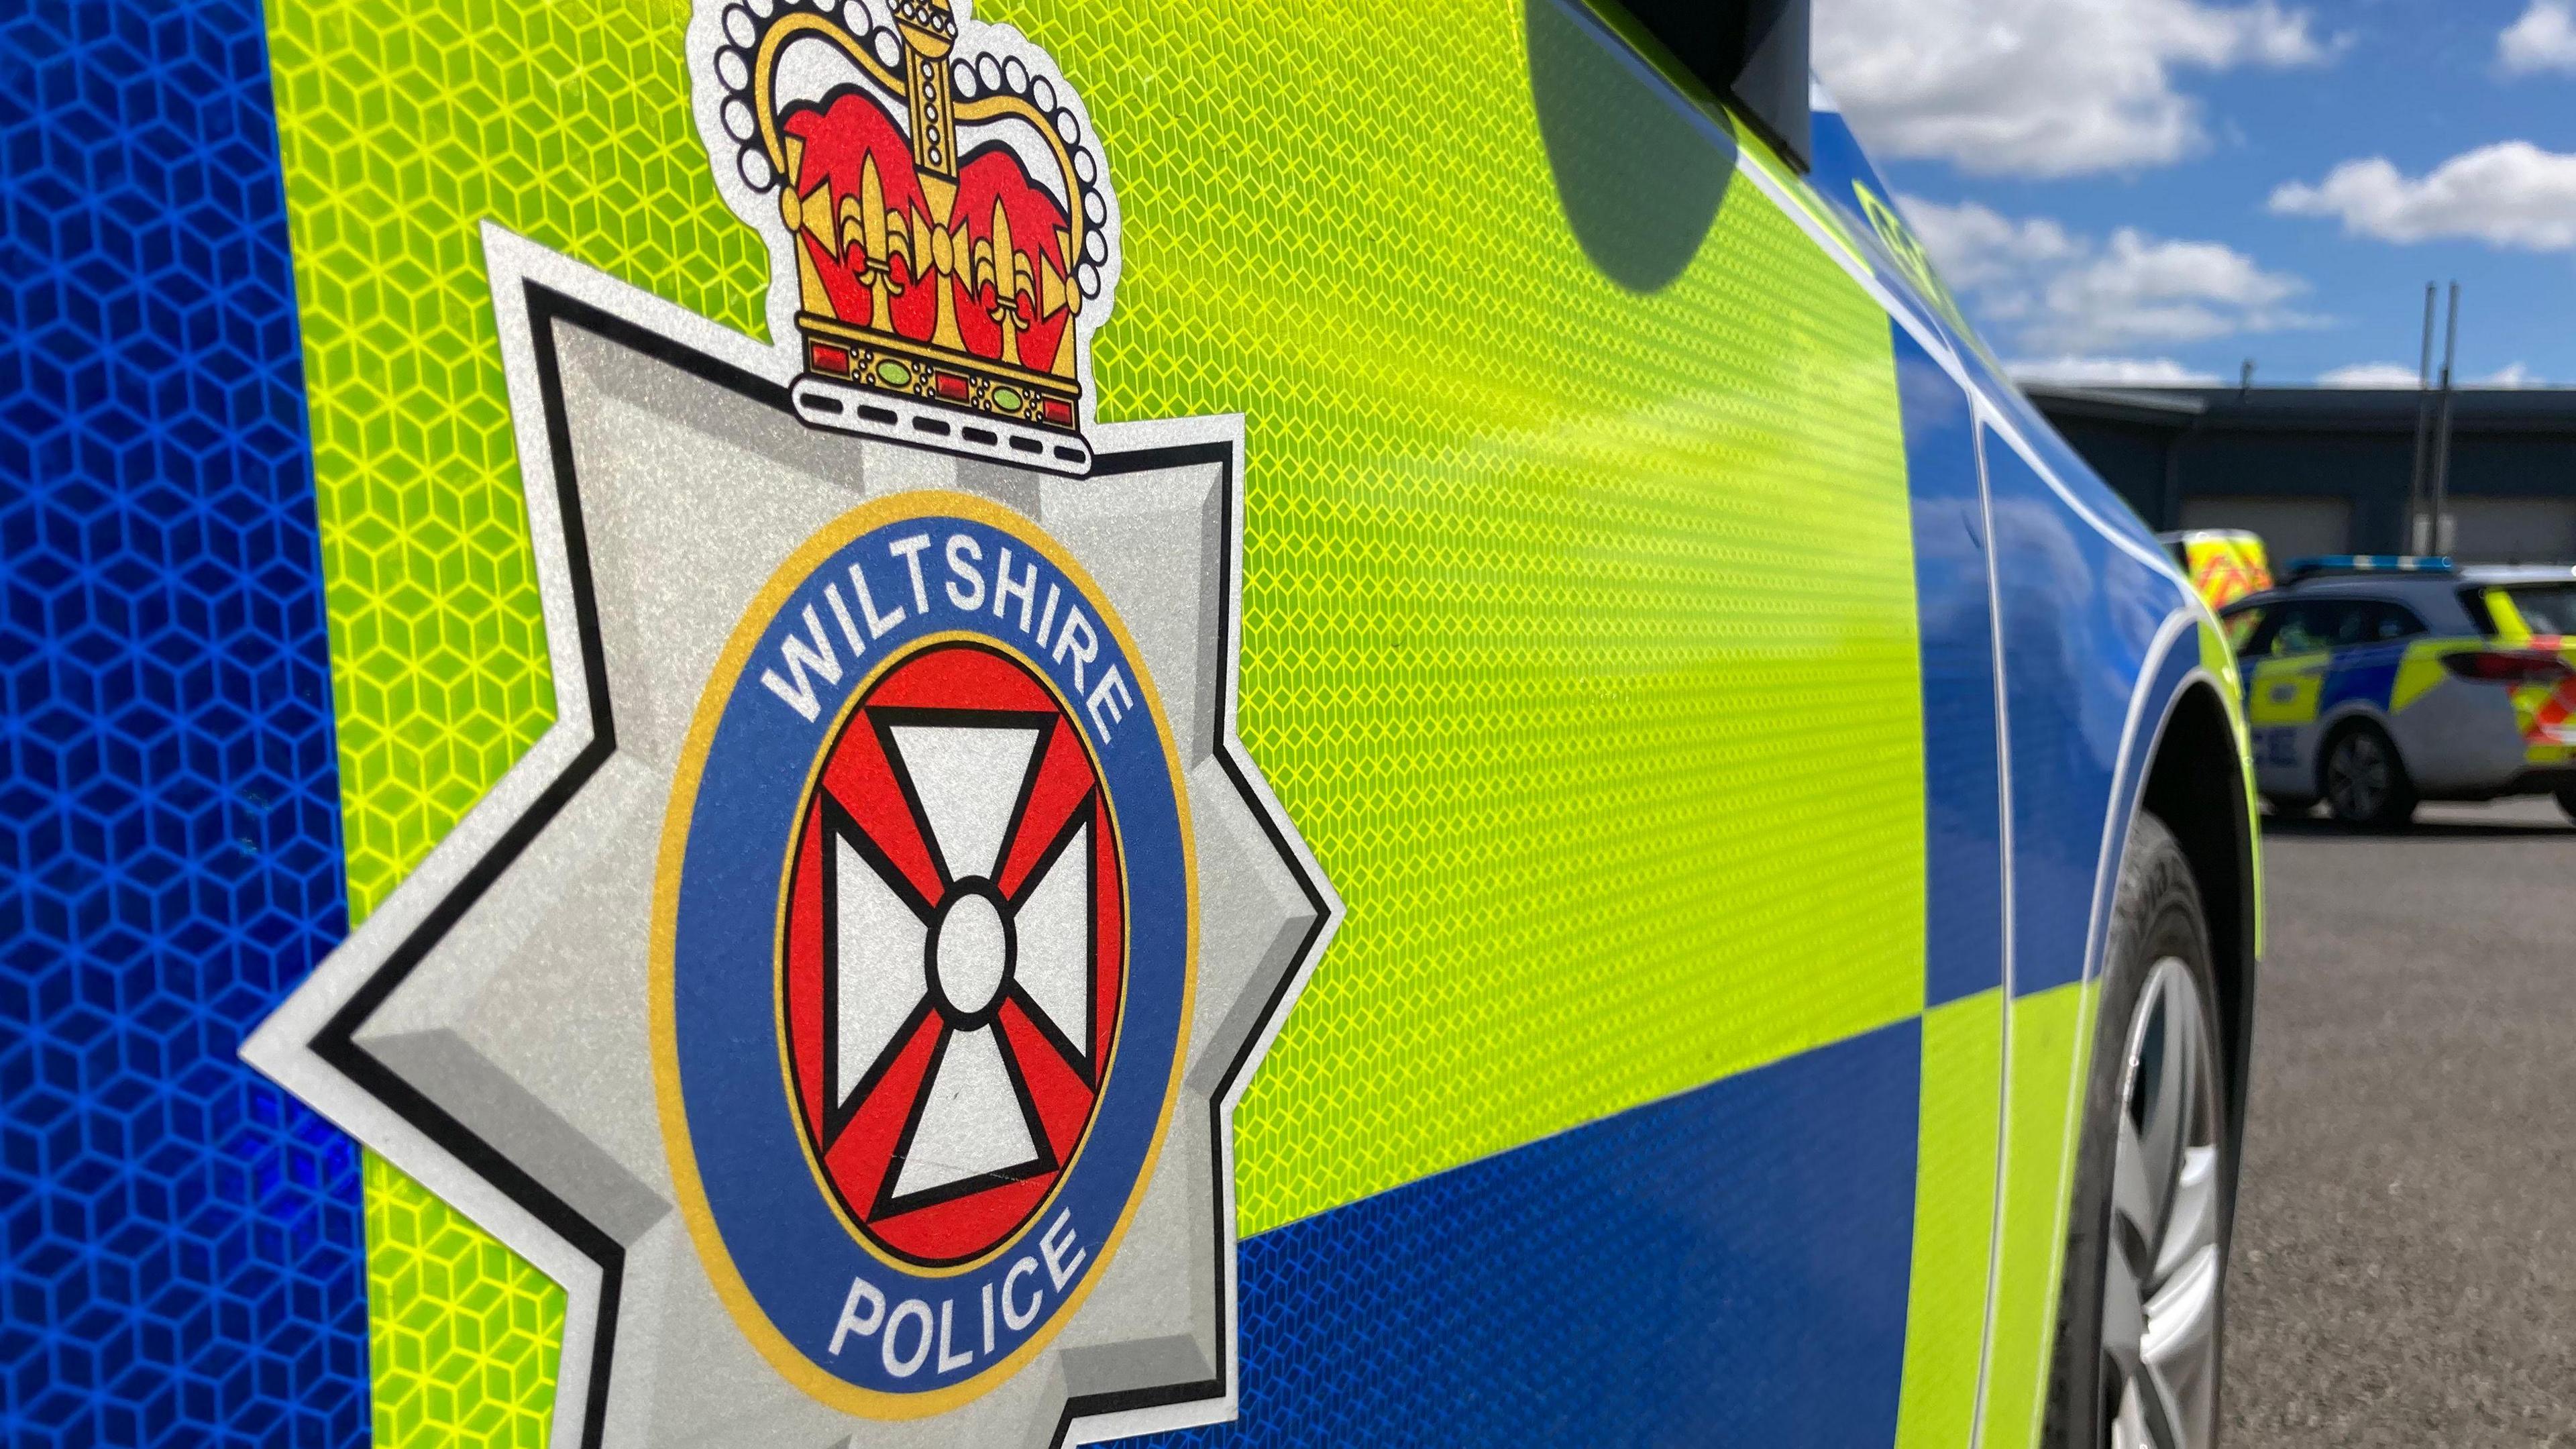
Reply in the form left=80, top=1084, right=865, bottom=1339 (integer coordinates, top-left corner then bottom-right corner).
left=2319, top=721, right=2415, bottom=827
left=2043, top=812, right=2231, bottom=1449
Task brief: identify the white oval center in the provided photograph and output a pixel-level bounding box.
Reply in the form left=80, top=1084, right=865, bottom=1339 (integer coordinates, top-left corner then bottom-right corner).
left=932, top=892, right=1008, bottom=1018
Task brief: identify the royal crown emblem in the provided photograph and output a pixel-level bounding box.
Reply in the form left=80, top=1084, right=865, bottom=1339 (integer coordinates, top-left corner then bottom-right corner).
left=696, top=0, right=1118, bottom=473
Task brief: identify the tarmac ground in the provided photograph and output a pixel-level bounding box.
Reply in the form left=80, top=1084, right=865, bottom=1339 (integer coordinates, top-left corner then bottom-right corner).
left=2224, top=796, right=2576, bottom=1446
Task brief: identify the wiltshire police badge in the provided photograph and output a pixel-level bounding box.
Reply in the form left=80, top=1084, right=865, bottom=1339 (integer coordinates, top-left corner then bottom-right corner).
left=243, top=1, right=1338, bottom=1444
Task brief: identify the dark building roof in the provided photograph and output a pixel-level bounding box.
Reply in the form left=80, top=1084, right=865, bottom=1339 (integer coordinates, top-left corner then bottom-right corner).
left=2025, top=384, right=2576, bottom=436
left=2025, top=384, right=2576, bottom=558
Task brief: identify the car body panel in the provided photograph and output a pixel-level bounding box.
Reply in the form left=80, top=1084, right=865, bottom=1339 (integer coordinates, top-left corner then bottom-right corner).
left=3, top=3, right=2259, bottom=1446
left=2471, top=580, right=2576, bottom=766
left=2390, top=676, right=2536, bottom=794
left=1888, top=324, right=2009, bottom=1446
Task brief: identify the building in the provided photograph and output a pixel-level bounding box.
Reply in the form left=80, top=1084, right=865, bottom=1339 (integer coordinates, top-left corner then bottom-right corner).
left=2027, top=384, right=2576, bottom=564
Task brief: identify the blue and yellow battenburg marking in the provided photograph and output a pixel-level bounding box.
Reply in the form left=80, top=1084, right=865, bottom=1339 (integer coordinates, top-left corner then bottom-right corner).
left=4, top=0, right=2252, bottom=1444
left=2245, top=627, right=2576, bottom=769
left=653, top=492, right=1195, bottom=1413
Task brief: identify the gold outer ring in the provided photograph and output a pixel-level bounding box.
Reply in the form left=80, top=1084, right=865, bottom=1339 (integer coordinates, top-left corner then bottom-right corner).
left=649, top=490, right=1197, bottom=1417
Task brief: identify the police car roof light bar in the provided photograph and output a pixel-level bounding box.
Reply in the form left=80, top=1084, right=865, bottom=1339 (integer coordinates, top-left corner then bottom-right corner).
left=2283, top=554, right=2459, bottom=582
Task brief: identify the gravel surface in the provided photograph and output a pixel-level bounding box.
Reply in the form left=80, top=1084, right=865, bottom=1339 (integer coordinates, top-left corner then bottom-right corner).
left=2224, top=796, right=2576, bottom=1446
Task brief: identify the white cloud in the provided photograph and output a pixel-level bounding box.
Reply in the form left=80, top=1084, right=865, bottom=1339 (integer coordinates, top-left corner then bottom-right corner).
left=1901, top=196, right=2320, bottom=353
left=1899, top=198, right=2082, bottom=290
left=1815, top=0, right=2335, bottom=177
left=2317, top=361, right=2544, bottom=388
left=2318, top=362, right=2422, bottom=386
left=2269, top=142, right=2576, bottom=249
left=2500, top=1, right=2576, bottom=74
left=2035, top=230, right=2312, bottom=349
left=2009, top=357, right=2222, bottom=386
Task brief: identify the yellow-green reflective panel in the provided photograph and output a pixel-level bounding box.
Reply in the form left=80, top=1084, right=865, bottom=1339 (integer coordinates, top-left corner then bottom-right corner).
left=1979, top=980, right=2098, bottom=1449
left=366, top=1151, right=566, bottom=1446
left=268, top=0, right=773, bottom=924
left=1046, top=0, right=1926, bottom=1234
left=1895, top=989, right=2004, bottom=1448
left=2199, top=618, right=2267, bottom=958
left=268, top=0, right=773, bottom=1413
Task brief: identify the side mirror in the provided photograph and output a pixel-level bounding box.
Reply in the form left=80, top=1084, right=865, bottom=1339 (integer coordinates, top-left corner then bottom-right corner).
left=1617, top=0, right=1812, bottom=170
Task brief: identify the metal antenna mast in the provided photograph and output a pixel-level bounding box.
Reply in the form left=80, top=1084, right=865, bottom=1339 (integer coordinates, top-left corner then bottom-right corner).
left=2430, top=281, right=2460, bottom=556
left=2408, top=283, right=2436, bottom=552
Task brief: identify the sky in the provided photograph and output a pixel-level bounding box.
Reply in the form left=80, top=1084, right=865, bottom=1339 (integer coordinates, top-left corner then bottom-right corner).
left=1811, top=0, right=2576, bottom=388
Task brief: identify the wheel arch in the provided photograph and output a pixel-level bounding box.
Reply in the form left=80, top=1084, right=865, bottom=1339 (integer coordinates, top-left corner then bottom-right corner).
left=2136, top=677, right=2260, bottom=1181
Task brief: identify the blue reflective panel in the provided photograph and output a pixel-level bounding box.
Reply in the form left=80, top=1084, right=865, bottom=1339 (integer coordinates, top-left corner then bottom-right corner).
left=2319, top=649, right=2404, bottom=714
left=1806, top=112, right=1970, bottom=368
left=0, top=3, right=366, bottom=1444
left=1897, top=328, right=2006, bottom=1009
left=1130, top=1022, right=1921, bottom=1448
left=1983, top=432, right=2170, bottom=994
left=1986, top=386, right=2161, bottom=559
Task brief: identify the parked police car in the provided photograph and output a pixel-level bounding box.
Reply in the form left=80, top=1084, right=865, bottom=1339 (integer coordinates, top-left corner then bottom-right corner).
left=2222, top=557, right=2576, bottom=826
left=8, top=0, right=2260, bottom=1447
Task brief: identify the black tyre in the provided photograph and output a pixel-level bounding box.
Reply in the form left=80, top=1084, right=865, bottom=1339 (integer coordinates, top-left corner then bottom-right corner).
left=2043, top=812, right=2233, bottom=1449
left=2318, top=720, right=2415, bottom=827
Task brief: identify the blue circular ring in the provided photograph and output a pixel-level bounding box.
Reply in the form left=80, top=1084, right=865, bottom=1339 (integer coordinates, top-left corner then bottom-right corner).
left=667, top=508, right=1189, bottom=1395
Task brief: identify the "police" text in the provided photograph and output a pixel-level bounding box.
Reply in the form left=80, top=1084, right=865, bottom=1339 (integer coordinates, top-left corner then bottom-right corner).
left=822, top=1209, right=1090, bottom=1379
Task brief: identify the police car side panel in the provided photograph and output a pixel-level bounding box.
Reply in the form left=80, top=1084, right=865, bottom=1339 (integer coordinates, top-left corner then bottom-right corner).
left=1123, top=10, right=1948, bottom=1439
left=0, top=1, right=2253, bottom=1446
left=1974, top=620, right=2241, bottom=1449
left=2258, top=643, right=2370, bottom=802
left=2243, top=649, right=2331, bottom=802
left=1974, top=426, right=2192, bottom=1449
left=1813, top=89, right=2229, bottom=997
left=278, top=0, right=1935, bottom=1441
left=1811, top=93, right=2244, bottom=1449
left=1982, top=428, right=2176, bottom=1002
left=1888, top=325, right=2010, bottom=1446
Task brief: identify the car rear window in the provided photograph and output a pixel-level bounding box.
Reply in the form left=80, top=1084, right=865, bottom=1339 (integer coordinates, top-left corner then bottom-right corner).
left=2500, top=582, right=2576, bottom=636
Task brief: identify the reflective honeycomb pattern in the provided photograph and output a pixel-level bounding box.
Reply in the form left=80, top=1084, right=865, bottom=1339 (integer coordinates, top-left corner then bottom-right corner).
left=0, top=1, right=366, bottom=1444
left=264, top=0, right=772, bottom=1428
left=1130, top=1022, right=1920, bottom=1448
left=364, top=1153, right=563, bottom=1448
left=264, top=0, right=770, bottom=924
left=254, top=0, right=1927, bottom=1428
left=1032, top=0, right=1922, bottom=1233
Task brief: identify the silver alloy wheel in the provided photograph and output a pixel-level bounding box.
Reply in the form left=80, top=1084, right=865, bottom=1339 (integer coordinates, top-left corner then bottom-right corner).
left=2100, top=956, right=2223, bottom=1449
left=2326, top=729, right=2389, bottom=820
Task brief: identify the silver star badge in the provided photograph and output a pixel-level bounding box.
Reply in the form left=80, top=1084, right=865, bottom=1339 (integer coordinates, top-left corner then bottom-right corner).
left=244, top=224, right=1337, bottom=1448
